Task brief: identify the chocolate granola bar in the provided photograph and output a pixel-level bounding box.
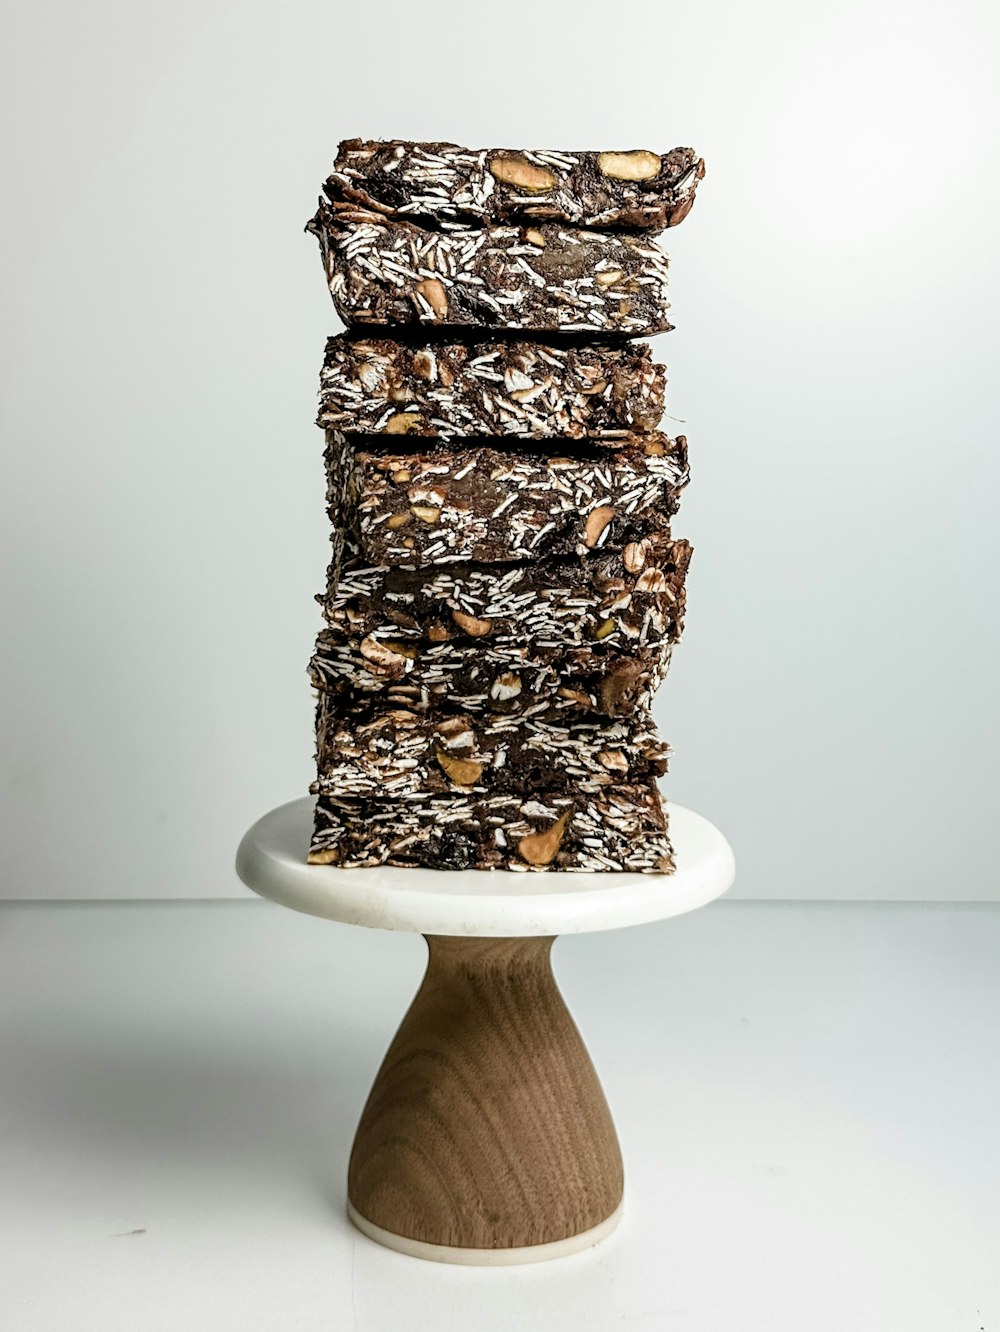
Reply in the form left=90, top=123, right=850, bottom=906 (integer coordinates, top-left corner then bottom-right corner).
left=324, top=141, right=704, bottom=232
left=312, top=699, right=668, bottom=800
left=326, top=431, right=688, bottom=568
left=323, top=537, right=691, bottom=652
left=310, top=630, right=670, bottom=718
left=308, top=205, right=673, bottom=336
left=318, top=336, right=666, bottom=440
left=309, top=784, right=674, bottom=872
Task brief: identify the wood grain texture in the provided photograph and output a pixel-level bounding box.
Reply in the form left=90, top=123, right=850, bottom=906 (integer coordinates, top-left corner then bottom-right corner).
left=348, top=935, right=624, bottom=1251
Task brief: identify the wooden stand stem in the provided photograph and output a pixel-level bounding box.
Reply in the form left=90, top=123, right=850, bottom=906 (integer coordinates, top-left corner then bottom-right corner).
left=348, top=935, right=624, bottom=1254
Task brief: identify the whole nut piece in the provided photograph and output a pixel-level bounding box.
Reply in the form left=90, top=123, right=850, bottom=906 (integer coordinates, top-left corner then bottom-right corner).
left=597, top=150, right=662, bottom=182
left=518, top=810, right=572, bottom=867
left=488, top=154, right=557, bottom=193
left=582, top=505, right=616, bottom=549
left=451, top=610, right=493, bottom=637
left=414, top=277, right=449, bottom=320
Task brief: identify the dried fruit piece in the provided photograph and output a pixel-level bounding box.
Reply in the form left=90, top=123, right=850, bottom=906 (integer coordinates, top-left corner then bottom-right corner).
left=524, top=228, right=547, bottom=247
left=594, top=618, right=617, bottom=640
left=595, top=269, right=625, bottom=288
left=435, top=748, right=484, bottom=787
left=597, top=150, right=661, bottom=181
left=451, top=610, right=493, bottom=637
left=583, top=505, right=616, bottom=549
left=390, top=469, right=412, bottom=484
left=518, top=810, right=572, bottom=866
left=426, top=620, right=452, bottom=642
left=489, top=154, right=556, bottom=192
left=414, top=277, right=449, bottom=319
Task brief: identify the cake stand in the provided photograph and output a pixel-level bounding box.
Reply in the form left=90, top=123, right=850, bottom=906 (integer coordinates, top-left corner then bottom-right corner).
left=236, top=796, right=734, bottom=1265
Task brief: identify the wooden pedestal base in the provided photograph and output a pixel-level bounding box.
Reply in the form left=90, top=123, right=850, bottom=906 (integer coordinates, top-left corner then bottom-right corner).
left=347, top=936, right=624, bottom=1260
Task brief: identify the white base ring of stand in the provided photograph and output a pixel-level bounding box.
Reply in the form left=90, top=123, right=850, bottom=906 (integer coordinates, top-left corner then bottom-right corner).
left=346, top=1199, right=624, bottom=1265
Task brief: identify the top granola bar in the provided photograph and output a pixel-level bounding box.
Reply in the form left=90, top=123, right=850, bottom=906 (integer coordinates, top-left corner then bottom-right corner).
left=324, top=141, right=704, bottom=231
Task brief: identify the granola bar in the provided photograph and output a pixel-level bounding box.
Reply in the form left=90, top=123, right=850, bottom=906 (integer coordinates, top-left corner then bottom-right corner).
left=310, top=629, right=669, bottom=718
left=308, top=205, right=673, bottom=336
left=324, top=141, right=704, bottom=232
left=323, top=537, right=692, bottom=652
left=312, top=698, right=668, bottom=801
left=308, top=785, right=674, bottom=873
left=326, top=431, right=688, bottom=568
left=318, top=336, right=666, bottom=440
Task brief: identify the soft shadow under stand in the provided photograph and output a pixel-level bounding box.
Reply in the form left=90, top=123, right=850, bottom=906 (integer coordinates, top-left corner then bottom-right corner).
left=236, top=796, right=734, bottom=1265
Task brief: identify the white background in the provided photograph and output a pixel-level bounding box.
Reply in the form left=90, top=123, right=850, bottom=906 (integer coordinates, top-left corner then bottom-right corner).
left=2, top=0, right=999, bottom=901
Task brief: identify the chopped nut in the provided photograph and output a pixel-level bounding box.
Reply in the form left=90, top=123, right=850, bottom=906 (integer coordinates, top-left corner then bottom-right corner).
left=435, top=748, right=484, bottom=787
left=504, top=367, right=534, bottom=393
left=583, top=505, right=616, bottom=549
left=435, top=717, right=476, bottom=751
left=488, top=153, right=557, bottom=192
left=414, top=277, right=449, bottom=320
left=518, top=810, right=572, bottom=866
left=307, top=847, right=340, bottom=864
left=411, top=349, right=437, bottom=381
left=386, top=512, right=411, bottom=530
left=597, top=150, right=661, bottom=181
left=427, top=620, right=452, bottom=642
left=623, top=540, right=649, bottom=573
left=390, top=469, right=412, bottom=484
left=384, top=412, right=423, bottom=434
left=635, top=568, right=668, bottom=592
left=359, top=636, right=411, bottom=678
left=524, top=227, right=547, bottom=247
left=595, top=269, right=625, bottom=288
left=490, top=672, right=522, bottom=701
left=410, top=504, right=441, bottom=524
left=598, top=750, right=629, bottom=773
left=402, top=536, right=415, bottom=548
left=451, top=610, right=493, bottom=637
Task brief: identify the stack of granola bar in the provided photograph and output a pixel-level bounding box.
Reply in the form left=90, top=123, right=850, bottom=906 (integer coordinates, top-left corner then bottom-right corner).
left=304, top=140, right=703, bottom=872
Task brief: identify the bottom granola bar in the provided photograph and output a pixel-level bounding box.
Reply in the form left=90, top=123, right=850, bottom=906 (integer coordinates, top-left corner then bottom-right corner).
left=308, top=785, right=674, bottom=874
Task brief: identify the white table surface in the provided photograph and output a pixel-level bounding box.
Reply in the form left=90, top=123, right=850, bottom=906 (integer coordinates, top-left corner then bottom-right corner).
left=236, top=797, right=735, bottom=935
left=2, top=899, right=998, bottom=1332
